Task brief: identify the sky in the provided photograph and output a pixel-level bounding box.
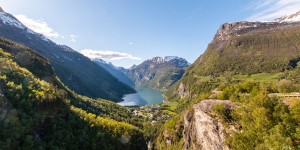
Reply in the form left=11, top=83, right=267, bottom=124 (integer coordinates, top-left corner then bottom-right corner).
left=1, top=0, right=300, bottom=68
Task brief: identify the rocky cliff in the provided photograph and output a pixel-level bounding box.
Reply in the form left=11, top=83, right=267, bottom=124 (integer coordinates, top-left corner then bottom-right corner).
left=183, top=100, right=235, bottom=150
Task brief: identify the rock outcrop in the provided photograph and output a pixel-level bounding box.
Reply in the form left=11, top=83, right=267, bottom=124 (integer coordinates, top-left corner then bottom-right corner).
left=214, top=21, right=286, bottom=42
left=183, top=100, right=235, bottom=150
left=177, top=82, right=191, bottom=98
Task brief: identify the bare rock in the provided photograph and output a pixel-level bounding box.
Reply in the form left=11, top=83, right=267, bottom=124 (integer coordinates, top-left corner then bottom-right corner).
left=178, top=82, right=190, bottom=98
left=183, top=100, right=235, bottom=150
left=213, top=21, right=300, bottom=43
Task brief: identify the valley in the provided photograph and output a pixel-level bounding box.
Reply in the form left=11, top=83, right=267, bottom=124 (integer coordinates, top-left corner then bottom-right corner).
left=1, top=3, right=300, bottom=150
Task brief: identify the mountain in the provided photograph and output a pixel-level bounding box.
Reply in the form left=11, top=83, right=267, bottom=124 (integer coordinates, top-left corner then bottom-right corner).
left=156, top=12, right=300, bottom=150
left=93, top=58, right=135, bottom=87
left=0, top=8, right=135, bottom=102
left=125, top=56, right=189, bottom=91
left=184, top=20, right=300, bottom=78
left=0, top=37, right=147, bottom=149
left=275, top=11, right=300, bottom=23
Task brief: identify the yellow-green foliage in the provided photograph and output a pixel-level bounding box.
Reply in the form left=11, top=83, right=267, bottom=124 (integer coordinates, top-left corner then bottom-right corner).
left=71, top=106, right=141, bottom=137
left=154, top=115, right=184, bottom=150
left=0, top=47, right=147, bottom=149
left=228, top=92, right=300, bottom=150
left=212, top=103, right=232, bottom=121
left=0, top=50, right=66, bottom=104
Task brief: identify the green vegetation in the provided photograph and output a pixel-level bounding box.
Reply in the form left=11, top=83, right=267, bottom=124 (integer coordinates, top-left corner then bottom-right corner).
left=213, top=103, right=232, bottom=121
left=155, top=25, right=300, bottom=149
left=159, top=75, right=300, bottom=149
left=155, top=115, right=184, bottom=150
left=2, top=17, right=300, bottom=149
left=231, top=73, right=282, bottom=82
left=222, top=83, right=300, bottom=149
left=0, top=41, right=147, bottom=149
left=147, top=67, right=185, bottom=91
left=186, top=27, right=300, bottom=77
left=162, top=102, right=178, bottom=112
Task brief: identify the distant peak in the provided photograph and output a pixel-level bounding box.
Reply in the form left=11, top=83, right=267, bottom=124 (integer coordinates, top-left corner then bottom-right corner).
left=149, top=56, right=181, bottom=62
left=0, top=7, right=4, bottom=13
left=146, top=56, right=189, bottom=67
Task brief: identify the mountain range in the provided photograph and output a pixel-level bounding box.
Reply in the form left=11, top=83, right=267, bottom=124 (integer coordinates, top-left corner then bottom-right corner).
left=125, top=56, right=189, bottom=91
left=1, top=6, right=300, bottom=150
left=0, top=8, right=135, bottom=102
left=93, top=56, right=190, bottom=91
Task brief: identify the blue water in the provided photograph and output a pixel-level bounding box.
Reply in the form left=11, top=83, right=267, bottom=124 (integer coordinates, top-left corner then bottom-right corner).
left=118, top=88, right=164, bottom=106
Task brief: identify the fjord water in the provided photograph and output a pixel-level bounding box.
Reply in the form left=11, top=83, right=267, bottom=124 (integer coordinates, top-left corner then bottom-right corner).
left=118, top=88, right=164, bottom=106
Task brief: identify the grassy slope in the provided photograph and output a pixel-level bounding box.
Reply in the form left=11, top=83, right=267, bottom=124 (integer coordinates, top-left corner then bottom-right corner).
left=187, top=26, right=300, bottom=77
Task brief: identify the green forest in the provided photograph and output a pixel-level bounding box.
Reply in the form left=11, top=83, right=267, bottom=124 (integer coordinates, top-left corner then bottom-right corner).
left=0, top=38, right=148, bottom=149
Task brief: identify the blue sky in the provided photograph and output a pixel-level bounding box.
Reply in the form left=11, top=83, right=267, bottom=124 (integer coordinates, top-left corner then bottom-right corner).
left=1, top=0, right=300, bottom=68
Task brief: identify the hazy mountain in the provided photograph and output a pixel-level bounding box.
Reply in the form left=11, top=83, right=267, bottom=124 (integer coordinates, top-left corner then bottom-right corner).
left=0, top=8, right=135, bottom=102
left=93, top=58, right=135, bottom=87
left=125, top=56, right=189, bottom=91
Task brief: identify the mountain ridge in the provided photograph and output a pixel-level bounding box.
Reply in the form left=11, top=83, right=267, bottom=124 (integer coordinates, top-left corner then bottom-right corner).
left=0, top=10, right=135, bottom=102
left=275, top=11, right=300, bottom=23
left=188, top=20, right=300, bottom=77
left=93, top=58, right=135, bottom=88
left=125, top=56, right=189, bottom=91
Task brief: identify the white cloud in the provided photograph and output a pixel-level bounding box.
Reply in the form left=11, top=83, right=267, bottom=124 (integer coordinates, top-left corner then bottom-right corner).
left=80, top=49, right=141, bottom=61
left=14, top=14, right=60, bottom=38
left=14, top=14, right=77, bottom=43
left=247, top=0, right=300, bottom=21
left=129, top=42, right=133, bottom=45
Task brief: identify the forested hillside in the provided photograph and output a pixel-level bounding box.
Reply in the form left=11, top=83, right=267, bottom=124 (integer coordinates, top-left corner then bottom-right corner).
left=0, top=37, right=147, bottom=149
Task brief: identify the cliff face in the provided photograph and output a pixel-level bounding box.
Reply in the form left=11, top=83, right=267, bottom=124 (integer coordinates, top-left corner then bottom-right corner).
left=183, top=100, right=235, bottom=150
left=214, top=21, right=283, bottom=42
left=177, top=82, right=191, bottom=99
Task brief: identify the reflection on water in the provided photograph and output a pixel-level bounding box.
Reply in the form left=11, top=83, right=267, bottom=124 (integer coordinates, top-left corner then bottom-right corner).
left=118, top=88, right=164, bottom=106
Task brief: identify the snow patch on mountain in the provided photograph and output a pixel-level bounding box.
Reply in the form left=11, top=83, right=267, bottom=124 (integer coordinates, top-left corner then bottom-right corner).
left=93, top=58, right=120, bottom=70
left=275, top=11, right=300, bottom=23
left=0, top=12, right=25, bottom=29
left=144, top=56, right=190, bottom=68
left=0, top=12, right=52, bottom=43
left=165, top=56, right=180, bottom=61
